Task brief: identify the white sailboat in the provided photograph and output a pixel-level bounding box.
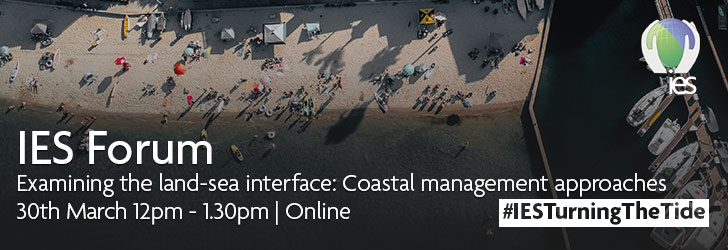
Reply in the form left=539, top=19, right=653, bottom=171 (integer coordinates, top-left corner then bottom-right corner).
left=648, top=118, right=680, bottom=155
left=652, top=142, right=699, bottom=190
left=627, top=85, right=668, bottom=127
left=681, top=211, right=726, bottom=250
left=650, top=180, right=708, bottom=249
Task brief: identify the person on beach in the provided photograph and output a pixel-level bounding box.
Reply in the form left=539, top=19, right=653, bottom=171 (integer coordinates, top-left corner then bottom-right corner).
left=7, top=105, right=15, bottom=112
left=161, top=112, right=169, bottom=124
left=57, top=102, right=65, bottom=112
left=19, top=102, right=26, bottom=110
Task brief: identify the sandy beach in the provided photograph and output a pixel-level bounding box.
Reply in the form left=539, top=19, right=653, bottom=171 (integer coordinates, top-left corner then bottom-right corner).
left=0, top=0, right=546, bottom=117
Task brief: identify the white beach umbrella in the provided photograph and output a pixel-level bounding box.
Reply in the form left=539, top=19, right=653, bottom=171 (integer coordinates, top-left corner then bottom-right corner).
left=0, top=46, right=9, bottom=57
left=183, top=47, right=194, bottom=57
left=263, top=23, right=287, bottom=44
left=221, top=28, right=235, bottom=41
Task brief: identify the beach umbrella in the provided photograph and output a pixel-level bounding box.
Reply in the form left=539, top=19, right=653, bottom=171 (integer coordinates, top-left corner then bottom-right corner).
left=114, top=57, right=127, bottom=65
left=221, top=28, right=235, bottom=41
left=305, top=22, right=320, bottom=38
left=263, top=23, right=287, bottom=44
left=260, top=75, right=271, bottom=85
left=174, top=63, right=186, bottom=75
left=253, top=83, right=264, bottom=92
left=402, top=64, right=415, bottom=76
left=418, top=8, right=436, bottom=24
left=183, top=47, right=194, bottom=57
left=0, top=46, right=9, bottom=57
left=31, top=23, right=48, bottom=34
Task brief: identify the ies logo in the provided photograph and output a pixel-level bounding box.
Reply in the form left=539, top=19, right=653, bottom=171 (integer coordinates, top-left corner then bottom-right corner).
left=641, top=18, right=700, bottom=95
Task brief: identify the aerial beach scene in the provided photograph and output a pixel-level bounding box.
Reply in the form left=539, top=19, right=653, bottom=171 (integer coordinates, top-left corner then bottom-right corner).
left=1, top=0, right=728, bottom=249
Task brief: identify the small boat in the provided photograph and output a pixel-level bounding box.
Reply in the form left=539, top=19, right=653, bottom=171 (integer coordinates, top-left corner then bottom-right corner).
left=200, top=129, right=207, bottom=141
left=181, top=9, right=192, bottom=31
left=652, top=142, right=699, bottom=191
left=516, top=0, right=527, bottom=20
left=648, top=118, right=680, bottom=155
left=627, top=85, right=669, bottom=127
left=147, top=14, right=157, bottom=39
left=157, top=13, right=166, bottom=32
left=535, top=0, right=545, bottom=10
left=680, top=211, right=726, bottom=250
left=123, top=15, right=129, bottom=39
left=9, top=62, right=19, bottom=83
left=719, top=5, right=727, bottom=31
left=424, top=62, right=435, bottom=80
left=483, top=86, right=489, bottom=102
left=231, top=145, right=244, bottom=162
left=485, top=89, right=498, bottom=103
left=715, top=140, right=728, bottom=174
left=650, top=180, right=708, bottom=249
left=705, top=106, right=719, bottom=133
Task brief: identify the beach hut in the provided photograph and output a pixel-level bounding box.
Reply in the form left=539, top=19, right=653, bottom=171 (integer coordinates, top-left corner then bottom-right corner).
left=418, top=8, right=436, bottom=24
left=221, top=28, right=235, bottom=41
left=304, top=22, right=320, bottom=39
left=263, top=23, right=287, bottom=44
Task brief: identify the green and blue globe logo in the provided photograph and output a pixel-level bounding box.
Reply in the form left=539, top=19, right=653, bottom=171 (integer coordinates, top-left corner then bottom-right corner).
left=641, top=18, right=700, bottom=74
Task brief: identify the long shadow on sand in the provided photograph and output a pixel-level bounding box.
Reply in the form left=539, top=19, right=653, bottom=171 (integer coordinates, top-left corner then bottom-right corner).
left=97, top=76, right=113, bottom=94
left=324, top=100, right=371, bottom=144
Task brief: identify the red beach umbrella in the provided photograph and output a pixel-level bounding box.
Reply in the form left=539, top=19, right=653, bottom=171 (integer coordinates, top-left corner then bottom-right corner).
left=174, top=63, right=186, bottom=75
left=254, top=83, right=264, bottom=92
left=114, top=57, right=127, bottom=65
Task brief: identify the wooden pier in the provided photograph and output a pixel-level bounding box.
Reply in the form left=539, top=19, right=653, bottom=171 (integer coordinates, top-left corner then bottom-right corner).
left=648, top=1, right=726, bottom=249
left=655, top=0, right=673, bottom=19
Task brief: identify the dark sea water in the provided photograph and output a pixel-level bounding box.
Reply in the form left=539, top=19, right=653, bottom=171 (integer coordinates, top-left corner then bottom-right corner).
left=535, top=0, right=728, bottom=249
left=0, top=100, right=562, bottom=249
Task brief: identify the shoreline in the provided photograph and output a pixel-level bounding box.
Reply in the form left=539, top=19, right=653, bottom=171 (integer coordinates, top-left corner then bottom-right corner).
left=1, top=95, right=525, bottom=124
